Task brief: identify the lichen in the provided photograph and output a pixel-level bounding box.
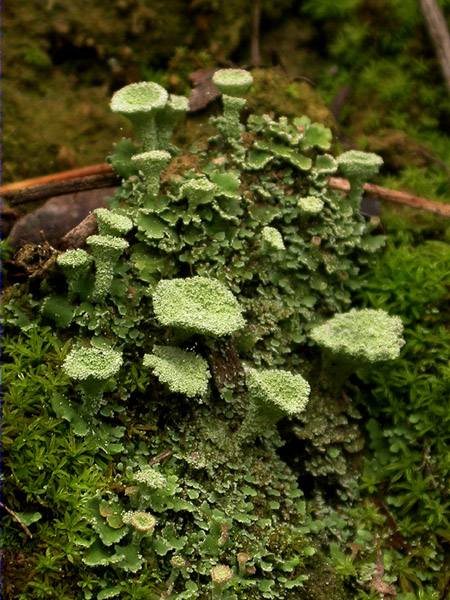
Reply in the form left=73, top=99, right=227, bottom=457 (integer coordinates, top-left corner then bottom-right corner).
left=310, top=308, right=404, bottom=363
left=143, top=345, right=210, bottom=397
left=152, top=276, right=245, bottom=337
left=3, top=67, right=406, bottom=599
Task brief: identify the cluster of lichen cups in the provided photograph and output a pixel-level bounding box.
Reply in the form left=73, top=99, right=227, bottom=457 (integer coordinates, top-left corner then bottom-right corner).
left=58, top=66, right=403, bottom=442
left=54, top=68, right=406, bottom=592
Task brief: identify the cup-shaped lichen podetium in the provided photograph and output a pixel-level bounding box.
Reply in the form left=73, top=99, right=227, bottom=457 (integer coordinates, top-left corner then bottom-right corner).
left=181, top=177, right=216, bottom=208
left=239, top=367, right=310, bottom=442
left=110, top=82, right=169, bottom=151
left=310, top=308, right=404, bottom=393
left=212, top=68, right=253, bottom=140
left=94, top=208, right=133, bottom=238
left=57, top=248, right=93, bottom=299
left=152, top=276, right=245, bottom=338
left=122, top=510, right=157, bottom=537
left=297, top=195, right=324, bottom=216
left=210, top=564, right=233, bottom=599
left=131, top=150, right=171, bottom=201
left=156, top=94, right=189, bottom=150
left=86, top=235, right=129, bottom=301
left=212, top=69, right=253, bottom=98
left=62, top=345, right=123, bottom=416
left=337, top=150, right=383, bottom=209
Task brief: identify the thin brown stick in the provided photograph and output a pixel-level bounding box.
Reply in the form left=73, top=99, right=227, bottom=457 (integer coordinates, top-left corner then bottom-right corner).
left=0, top=501, right=33, bottom=539
left=329, top=177, right=450, bottom=218
left=2, top=163, right=449, bottom=217
left=149, top=450, right=173, bottom=466
left=419, top=0, right=450, bottom=92
left=1, top=163, right=113, bottom=193
left=2, top=172, right=120, bottom=206
left=60, top=213, right=98, bottom=249
left=250, top=0, right=262, bottom=67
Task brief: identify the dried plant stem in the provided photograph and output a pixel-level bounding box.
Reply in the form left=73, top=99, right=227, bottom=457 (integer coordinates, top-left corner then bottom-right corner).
left=0, top=501, right=33, bottom=539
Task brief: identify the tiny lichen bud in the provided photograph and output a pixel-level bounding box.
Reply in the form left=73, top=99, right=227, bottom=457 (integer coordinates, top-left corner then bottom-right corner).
left=94, top=208, right=133, bottom=237
left=337, top=150, right=383, bottom=180
left=181, top=177, right=216, bottom=207
left=337, top=150, right=383, bottom=209
left=156, top=94, right=189, bottom=149
left=170, top=555, right=187, bottom=569
left=131, top=150, right=171, bottom=199
left=123, top=511, right=157, bottom=534
left=237, top=552, right=251, bottom=576
left=57, top=249, right=93, bottom=298
left=133, top=466, right=167, bottom=489
left=152, top=276, right=245, bottom=337
left=63, top=345, right=123, bottom=382
left=211, top=564, right=233, bottom=585
left=262, top=226, right=285, bottom=250
left=245, top=367, right=311, bottom=419
left=62, top=345, right=122, bottom=413
left=297, top=196, right=324, bottom=215
left=57, top=248, right=91, bottom=270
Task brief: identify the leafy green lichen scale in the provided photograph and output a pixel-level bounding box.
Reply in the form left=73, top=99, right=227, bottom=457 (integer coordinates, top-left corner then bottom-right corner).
left=245, top=367, right=311, bottom=417
left=143, top=345, right=210, bottom=397
left=63, top=346, right=123, bottom=382
left=152, top=276, right=245, bottom=337
left=310, top=308, right=404, bottom=362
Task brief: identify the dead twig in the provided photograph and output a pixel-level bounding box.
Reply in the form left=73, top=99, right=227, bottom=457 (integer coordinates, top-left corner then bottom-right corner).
left=149, top=450, right=173, bottom=466
left=370, top=546, right=397, bottom=597
left=0, top=501, right=33, bottom=540
left=60, top=213, right=98, bottom=250
left=250, top=0, right=262, bottom=67
left=3, top=164, right=450, bottom=218
left=329, top=177, right=450, bottom=218
left=1, top=166, right=119, bottom=206
left=419, top=0, right=450, bottom=93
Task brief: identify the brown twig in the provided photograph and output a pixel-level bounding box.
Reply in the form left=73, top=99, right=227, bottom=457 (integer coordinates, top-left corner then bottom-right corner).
left=419, top=0, right=450, bottom=92
left=60, top=213, right=98, bottom=249
left=3, top=163, right=449, bottom=217
left=250, top=0, right=262, bottom=67
left=329, top=177, right=450, bottom=218
left=149, top=450, right=173, bottom=466
left=0, top=501, right=33, bottom=539
left=1, top=167, right=119, bottom=206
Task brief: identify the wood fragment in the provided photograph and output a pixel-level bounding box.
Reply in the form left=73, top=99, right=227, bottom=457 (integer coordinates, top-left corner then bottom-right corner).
left=370, top=547, right=397, bottom=597
left=1, top=163, right=113, bottom=192
left=250, top=0, right=262, bottom=67
left=0, top=501, right=33, bottom=540
left=2, top=169, right=120, bottom=206
left=329, top=177, right=450, bottom=218
left=149, top=450, right=173, bottom=466
left=60, top=213, right=98, bottom=249
left=419, top=0, right=450, bottom=92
